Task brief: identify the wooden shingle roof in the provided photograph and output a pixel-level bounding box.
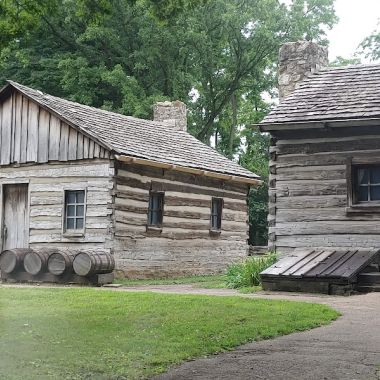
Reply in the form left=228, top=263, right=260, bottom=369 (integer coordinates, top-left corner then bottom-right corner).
left=6, top=81, right=259, bottom=183
left=261, top=63, right=380, bottom=127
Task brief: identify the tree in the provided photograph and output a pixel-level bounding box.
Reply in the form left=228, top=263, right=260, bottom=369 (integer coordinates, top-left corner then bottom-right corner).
left=359, top=23, right=380, bottom=61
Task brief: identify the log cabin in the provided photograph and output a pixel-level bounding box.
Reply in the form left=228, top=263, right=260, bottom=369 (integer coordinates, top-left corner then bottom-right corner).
left=0, top=80, right=260, bottom=279
left=259, top=41, right=380, bottom=294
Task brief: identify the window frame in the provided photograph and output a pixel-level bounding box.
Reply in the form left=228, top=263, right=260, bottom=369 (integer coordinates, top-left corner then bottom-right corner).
left=210, top=197, right=223, bottom=234
left=147, top=191, right=165, bottom=229
left=346, top=158, right=380, bottom=213
left=62, top=189, right=87, bottom=236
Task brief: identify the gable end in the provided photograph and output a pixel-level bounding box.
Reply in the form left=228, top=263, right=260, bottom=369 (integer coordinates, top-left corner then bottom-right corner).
left=0, top=88, right=111, bottom=165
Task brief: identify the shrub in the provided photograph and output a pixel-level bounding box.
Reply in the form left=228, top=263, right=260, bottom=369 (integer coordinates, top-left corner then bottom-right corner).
left=226, top=253, right=277, bottom=288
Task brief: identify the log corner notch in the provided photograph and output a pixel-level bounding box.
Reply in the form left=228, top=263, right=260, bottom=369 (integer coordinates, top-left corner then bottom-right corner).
left=114, top=155, right=262, bottom=187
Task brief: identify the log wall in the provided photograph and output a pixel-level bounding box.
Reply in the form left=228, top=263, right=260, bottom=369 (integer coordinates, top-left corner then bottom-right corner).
left=113, top=162, right=249, bottom=278
left=0, top=160, right=114, bottom=253
left=269, top=126, right=380, bottom=255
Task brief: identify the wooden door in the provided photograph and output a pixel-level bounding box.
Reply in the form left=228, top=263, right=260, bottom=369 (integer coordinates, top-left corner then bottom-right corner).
left=2, top=184, right=29, bottom=250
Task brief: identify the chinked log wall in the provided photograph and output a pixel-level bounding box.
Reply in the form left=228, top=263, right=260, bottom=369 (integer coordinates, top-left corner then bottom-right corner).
left=269, top=126, right=380, bottom=255
left=113, top=162, right=249, bottom=278
left=0, top=160, right=114, bottom=252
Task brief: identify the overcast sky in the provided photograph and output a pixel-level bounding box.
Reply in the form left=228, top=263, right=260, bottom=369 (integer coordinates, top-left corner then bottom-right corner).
left=326, top=0, right=380, bottom=62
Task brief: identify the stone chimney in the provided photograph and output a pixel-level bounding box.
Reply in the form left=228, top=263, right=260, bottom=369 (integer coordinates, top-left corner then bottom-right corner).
left=153, top=101, right=187, bottom=132
left=278, top=40, right=328, bottom=101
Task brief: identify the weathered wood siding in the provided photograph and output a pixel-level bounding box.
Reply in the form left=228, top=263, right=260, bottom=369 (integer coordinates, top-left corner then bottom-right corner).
left=0, top=160, right=114, bottom=253
left=269, top=126, right=380, bottom=254
left=0, top=91, right=109, bottom=165
left=113, top=162, right=249, bottom=278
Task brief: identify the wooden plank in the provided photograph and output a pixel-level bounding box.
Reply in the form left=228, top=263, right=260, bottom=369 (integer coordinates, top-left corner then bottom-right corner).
left=48, top=115, right=61, bottom=161
left=59, top=122, right=69, bottom=161
left=261, top=249, right=314, bottom=276
left=88, top=140, right=95, bottom=158
left=13, top=92, right=23, bottom=163
left=38, top=108, right=50, bottom=163
left=26, top=101, right=39, bottom=162
left=20, top=96, right=29, bottom=163
left=291, top=250, right=335, bottom=277
left=94, top=143, right=100, bottom=158
left=83, top=136, right=89, bottom=159
left=68, top=127, right=78, bottom=160
left=77, top=133, right=84, bottom=160
left=1, top=95, right=13, bottom=165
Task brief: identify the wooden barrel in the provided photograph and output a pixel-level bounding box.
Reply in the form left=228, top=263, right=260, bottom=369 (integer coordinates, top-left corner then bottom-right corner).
left=0, top=248, right=34, bottom=274
left=23, top=249, right=55, bottom=275
left=73, top=251, right=115, bottom=276
left=47, top=250, right=76, bottom=276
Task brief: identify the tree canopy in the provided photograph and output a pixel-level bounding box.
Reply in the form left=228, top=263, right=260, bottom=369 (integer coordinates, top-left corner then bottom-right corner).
left=0, top=0, right=338, bottom=244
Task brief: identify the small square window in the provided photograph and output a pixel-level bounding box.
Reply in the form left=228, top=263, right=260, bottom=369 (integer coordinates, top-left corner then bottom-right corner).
left=64, top=190, right=86, bottom=231
left=353, top=165, right=380, bottom=203
left=148, top=192, right=164, bottom=227
left=210, top=198, right=223, bottom=231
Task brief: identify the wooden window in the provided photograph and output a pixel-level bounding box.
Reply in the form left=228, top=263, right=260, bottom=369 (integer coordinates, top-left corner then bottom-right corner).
left=353, top=165, right=380, bottom=203
left=64, top=190, right=86, bottom=231
left=210, top=197, right=223, bottom=231
left=148, top=192, right=164, bottom=227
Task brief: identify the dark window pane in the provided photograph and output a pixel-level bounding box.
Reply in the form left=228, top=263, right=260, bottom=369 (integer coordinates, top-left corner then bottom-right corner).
left=211, top=198, right=223, bottom=230
left=148, top=193, right=164, bottom=226
left=76, top=218, right=84, bottom=229
left=370, top=185, right=380, bottom=201
left=371, top=167, right=380, bottom=184
left=357, top=185, right=369, bottom=202
left=357, top=168, right=369, bottom=185
left=76, top=191, right=85, bottom=203
left=67, top=205, right=75, bottom=216
left=66, top=218, right=75, bottom=229
left=67, top=192, right=76, bottom=203
left=76, top=205, right=84, bottom=217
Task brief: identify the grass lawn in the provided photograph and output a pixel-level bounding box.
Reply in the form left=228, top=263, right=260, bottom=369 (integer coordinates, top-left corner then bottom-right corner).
left=0, top=287, right=339, bottom=380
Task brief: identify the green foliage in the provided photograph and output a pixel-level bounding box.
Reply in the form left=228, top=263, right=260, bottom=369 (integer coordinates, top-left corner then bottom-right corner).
left=226, top=253, right=278, bottom=288
left=329, top=56, right=361, bottom=67
left=359, top=23, right=380, bottom=61
left=0, top=288, right=338, bottom=379
left=0, top=0, right=338, bottom=246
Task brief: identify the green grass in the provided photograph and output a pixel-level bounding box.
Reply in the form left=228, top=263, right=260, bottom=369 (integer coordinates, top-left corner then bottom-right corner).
left=226, top=254, right=278, bottom=288
left=0, top=287, right=339, bottom=380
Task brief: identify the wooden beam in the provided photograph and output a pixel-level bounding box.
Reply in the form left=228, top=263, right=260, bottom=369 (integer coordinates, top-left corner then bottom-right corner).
left=114, top=155, right=261, bottom=186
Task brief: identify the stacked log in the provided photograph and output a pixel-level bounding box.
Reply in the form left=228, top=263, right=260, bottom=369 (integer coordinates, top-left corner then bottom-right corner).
left=73, top=251, right=115, bottom=276
left=0, top=248, right=33, bottom=274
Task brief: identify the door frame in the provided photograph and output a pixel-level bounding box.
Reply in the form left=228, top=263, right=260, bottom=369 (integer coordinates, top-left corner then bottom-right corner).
left=0, top=180, right=30, bottom=251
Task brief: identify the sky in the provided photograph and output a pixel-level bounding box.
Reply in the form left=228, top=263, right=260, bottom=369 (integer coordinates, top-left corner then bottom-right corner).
left=326, top=0, right=380, bottom=62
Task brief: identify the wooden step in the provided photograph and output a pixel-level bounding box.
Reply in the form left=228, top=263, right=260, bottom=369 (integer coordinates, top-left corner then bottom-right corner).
left=357, top=272, right=380, bottom=285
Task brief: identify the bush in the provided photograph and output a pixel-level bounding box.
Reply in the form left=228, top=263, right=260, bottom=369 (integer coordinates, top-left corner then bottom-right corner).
left=226, top=253, right=277, bottom=288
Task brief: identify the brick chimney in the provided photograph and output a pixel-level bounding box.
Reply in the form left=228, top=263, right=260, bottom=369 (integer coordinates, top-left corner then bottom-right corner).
left=278, top=41, right=328, bottom=101
left=153, top=101, right=187, bottom=132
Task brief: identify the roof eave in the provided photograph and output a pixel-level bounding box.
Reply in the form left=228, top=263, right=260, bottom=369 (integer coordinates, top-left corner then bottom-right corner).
left=115, top=154, right=262, bottom=186
left=257, top=117, right=380, bottom=132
